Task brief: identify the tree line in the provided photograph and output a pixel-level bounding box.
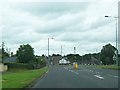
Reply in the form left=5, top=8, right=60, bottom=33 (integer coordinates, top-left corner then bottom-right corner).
left=1, top=43, right=119, bottom=66
left=1, top=43, right=46, bottom=70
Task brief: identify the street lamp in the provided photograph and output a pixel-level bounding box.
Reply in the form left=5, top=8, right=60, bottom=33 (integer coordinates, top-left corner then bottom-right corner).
left=48, top=38, right=53, bottom=67
left=105, top=15, right=119, bottom=66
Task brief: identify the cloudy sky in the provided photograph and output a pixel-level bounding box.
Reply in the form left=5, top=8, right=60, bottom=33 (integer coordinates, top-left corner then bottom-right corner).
left=1, top=0, right=119, bottom=56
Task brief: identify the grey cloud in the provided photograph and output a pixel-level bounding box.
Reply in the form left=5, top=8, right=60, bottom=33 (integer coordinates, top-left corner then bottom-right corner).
left=2, top=30, right=41, bottom=44
left=56, top=32, right=89, bottom=42
left=54, top=27, right=116, bottom=45
left=1, top=1, right=117, bottom=55
left=13, top=2, right=91, bottom=18
left=35, top=12, right=85, bottom=34
left=3, top=36, right=38, bottom=45
left=89, top=18, right=113, bottom=30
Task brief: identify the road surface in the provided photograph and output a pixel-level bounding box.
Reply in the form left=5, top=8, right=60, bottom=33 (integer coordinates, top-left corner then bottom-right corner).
left=31, top=65, right=119, bottom=88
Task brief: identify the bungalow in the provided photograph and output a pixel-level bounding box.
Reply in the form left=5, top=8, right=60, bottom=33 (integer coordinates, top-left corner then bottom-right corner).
left=59, top=58, right=70, bottom=65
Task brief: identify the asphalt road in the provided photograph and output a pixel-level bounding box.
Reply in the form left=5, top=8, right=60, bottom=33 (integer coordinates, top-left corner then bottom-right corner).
left=31, top=65, right=119, bottom=88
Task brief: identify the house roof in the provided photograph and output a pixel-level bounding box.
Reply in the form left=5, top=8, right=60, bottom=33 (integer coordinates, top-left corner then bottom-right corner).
left=4, top=57, right=17, bottom=63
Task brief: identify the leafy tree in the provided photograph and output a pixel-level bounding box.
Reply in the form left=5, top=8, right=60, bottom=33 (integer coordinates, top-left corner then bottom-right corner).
left=100, top=43, right=116, bottom=65
left=11, top=52, right=13, bottom=57
left=91, top=53, right=100, bottom=60
left=52, top=54, right=61, bottom=56
left=16, top=44, right=35, bottom=63
left=66, top=54, right=75, bottom=63
left=1, top=47, right=9, bottom=63
left=83, top=54, right=91, bottom=61
left=35, top=55, right=46, bottom=65
left=66, top=54, right=81, bottom=63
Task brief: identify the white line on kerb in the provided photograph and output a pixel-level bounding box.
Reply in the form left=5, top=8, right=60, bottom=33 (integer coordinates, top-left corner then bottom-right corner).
left=94, top=75, right=104, bottom=79
left=46, top=71, right=49, bottom=73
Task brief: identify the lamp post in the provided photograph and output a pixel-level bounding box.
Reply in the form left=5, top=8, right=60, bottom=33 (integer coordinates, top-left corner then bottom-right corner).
left=105, top=15, right=119, bottom=66
left=48, top=38, right=53, bottom=67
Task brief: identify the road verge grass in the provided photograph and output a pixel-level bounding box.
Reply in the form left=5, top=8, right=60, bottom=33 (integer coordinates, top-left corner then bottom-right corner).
left=0, top=74, right=2, bottom=90
left=96, top=65, right=120, bottom=70
left=2, top=67, right=49, bottom=89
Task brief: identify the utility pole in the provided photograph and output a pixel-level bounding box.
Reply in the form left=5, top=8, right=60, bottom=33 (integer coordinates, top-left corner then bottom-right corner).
left=2, top=42, right=4, bottom=49
left=74, top=47, right=76, bottom=62
left=48, top=38, right=50, bottom=67
left=74, top=47, right=76, bottom=54
left=61, top=45, right=62, bottom=59
left=48, top=38, right=53, bottom=67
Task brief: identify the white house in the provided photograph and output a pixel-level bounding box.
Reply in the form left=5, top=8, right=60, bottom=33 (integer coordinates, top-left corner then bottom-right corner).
left=59, top=59, right=70, bottom=65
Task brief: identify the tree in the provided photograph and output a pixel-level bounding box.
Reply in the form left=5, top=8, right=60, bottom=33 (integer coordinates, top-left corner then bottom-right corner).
left=11, top=52, right=13, bottom=57
left=100, top=43, right=116, bottom=65
left=16, top=44, right=35, bottom=63
left=1, top=42, right=9, bottom=63
left=66, top=54, right=81, bottom=63
left=35, top=55, right=46, bottom=65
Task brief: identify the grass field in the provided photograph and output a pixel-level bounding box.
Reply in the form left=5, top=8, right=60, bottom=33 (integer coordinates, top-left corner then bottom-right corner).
left=2, top=67, right=48, bottom=89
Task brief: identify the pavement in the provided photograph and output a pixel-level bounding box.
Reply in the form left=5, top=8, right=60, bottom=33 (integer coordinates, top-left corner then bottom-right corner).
left=30, top=65, right=119, bottom=88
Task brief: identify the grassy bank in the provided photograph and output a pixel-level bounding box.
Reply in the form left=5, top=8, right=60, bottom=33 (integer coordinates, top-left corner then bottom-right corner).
left=96, top=65, right=120, bottom=70
left=0, top=74, right=2, bottom=90
left=2, top=67, right=48, bottom=89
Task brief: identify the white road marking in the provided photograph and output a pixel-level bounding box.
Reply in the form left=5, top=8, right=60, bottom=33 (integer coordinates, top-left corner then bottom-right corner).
left=75, top=72, right=79, bottom=75
left=107, top=74, right=119, bottom=78
left=64, top=67, right=68, bottom=70
left=64, top=67, right=66, bottom=69
left=94, top=75, right=104, bottom=79
left=113, top=75, right=119, bottom=78
left=96, top=72, right=100, bottom=74
left=90, top=70, right=94, bottom=72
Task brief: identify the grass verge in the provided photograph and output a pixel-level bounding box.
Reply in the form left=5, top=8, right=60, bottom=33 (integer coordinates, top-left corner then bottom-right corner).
left=0, top=74, right=2, bottom=90
left=2, top=67, right=48, bottom=89
left=96, top=65, right=120, bottom=70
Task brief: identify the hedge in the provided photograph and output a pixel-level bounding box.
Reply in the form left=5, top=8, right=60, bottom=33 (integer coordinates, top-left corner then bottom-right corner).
left=4, top=63, right=32, bottom=70
left=4, top=63, right=46, bottom=70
